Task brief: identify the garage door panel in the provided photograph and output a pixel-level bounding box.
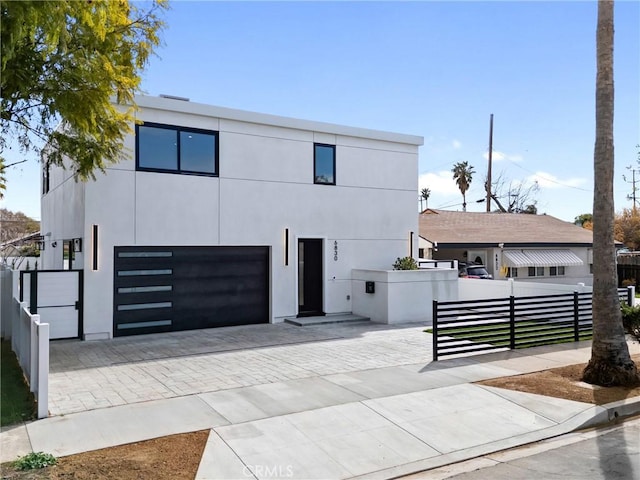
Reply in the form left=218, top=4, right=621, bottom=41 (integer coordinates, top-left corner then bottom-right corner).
left=114, top=246, right=269, bottom=336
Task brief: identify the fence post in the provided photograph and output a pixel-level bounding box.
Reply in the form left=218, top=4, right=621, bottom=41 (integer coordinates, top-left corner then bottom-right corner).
left=509, top=296, right=515, bottom=350
left=573, top=291, right=580, bottom=342
left=627, top=286, right=635, bottom=307
left=432, top=300, right=439, bottom=361
left=37, top=321, right=49, bottom=419
left=30, top=314, right=39, bottom=392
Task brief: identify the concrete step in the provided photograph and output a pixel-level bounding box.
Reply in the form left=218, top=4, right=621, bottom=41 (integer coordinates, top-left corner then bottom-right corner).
left=284, top=314, right=371, bottom=327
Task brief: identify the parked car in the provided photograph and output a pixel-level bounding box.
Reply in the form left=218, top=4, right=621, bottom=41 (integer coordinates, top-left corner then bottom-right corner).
left=458, top=262, right=493, bottom=279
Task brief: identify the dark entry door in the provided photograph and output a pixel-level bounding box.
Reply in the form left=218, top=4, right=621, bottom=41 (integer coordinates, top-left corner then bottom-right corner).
left=298, top=239, right=324, bottom=316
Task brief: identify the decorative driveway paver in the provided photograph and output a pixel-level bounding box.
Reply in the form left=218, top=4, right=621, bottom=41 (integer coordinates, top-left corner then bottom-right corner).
left=49, top=322, right=432, bottom=415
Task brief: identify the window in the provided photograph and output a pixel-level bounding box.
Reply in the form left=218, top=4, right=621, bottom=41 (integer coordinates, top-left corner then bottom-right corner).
left=528, top=266, right=545, bottom=277
left=506, top=267, right=518, bottom=278
left=136, top=123, right=218, bottom=175
left=550, top=266, right=566, bottom=276
left=42, top=162, right=50, bottom=194
left=314, top=143, right=335, bottom=185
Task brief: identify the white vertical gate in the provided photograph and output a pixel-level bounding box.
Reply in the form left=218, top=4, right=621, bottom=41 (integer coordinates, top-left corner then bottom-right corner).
left=21, top=270, right=82, bottom=340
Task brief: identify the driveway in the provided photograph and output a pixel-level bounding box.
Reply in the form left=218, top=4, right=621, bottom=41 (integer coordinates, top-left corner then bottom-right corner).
left=49, top=322, right=432, bottom=415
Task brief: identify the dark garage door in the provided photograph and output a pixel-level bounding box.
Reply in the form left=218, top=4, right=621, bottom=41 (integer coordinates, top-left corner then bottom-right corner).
left=114, top=246, right=269, bottom=336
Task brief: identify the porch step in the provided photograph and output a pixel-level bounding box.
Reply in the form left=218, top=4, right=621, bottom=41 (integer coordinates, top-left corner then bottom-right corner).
left=284, top=314, right=371, bottom=327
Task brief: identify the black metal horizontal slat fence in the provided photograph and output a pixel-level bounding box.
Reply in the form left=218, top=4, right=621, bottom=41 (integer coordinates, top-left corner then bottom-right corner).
left=432, top=288, right=632, bottom=360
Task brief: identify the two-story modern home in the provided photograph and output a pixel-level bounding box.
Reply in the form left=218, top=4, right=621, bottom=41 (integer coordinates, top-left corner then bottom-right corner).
left=39, top=95, right=423, bottom=339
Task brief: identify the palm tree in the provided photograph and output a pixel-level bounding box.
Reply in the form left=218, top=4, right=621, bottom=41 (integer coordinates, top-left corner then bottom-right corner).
left=420, top=188, right=431, bottom=211
left=452, top=161, right=474, bottom=211
left=583, top=0, right=638, bottom=386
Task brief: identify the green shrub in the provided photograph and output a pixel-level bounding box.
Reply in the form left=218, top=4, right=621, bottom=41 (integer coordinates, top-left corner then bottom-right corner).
left=621, top=302, right=640, bottom=341
left=14, top=452, right=57, bottom=470
left=393, top=256, right=418, bottom=270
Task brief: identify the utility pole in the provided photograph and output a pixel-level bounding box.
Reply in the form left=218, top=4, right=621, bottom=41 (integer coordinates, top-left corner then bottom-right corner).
left=486, top=114, right=494, bottom=212
left=624, top=166, right=640, bottom=215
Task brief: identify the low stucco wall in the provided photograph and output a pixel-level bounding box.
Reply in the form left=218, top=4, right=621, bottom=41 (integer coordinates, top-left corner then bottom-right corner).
left=351, top=268, right=458, bottom=324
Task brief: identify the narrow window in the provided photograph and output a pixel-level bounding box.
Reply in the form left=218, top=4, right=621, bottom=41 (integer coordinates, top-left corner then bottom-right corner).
left=314, top=144, right=335, bottom=185
left=42, top=162, right=50, bottom=195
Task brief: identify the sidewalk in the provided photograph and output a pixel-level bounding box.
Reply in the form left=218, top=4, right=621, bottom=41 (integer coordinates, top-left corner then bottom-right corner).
left=1, top=334, right=639, bottom=479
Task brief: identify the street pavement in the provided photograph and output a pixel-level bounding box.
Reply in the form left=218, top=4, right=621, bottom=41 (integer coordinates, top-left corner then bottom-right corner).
left=1, top=322, right=639, bottom=480
left=405, top=415, right=640, bottom=479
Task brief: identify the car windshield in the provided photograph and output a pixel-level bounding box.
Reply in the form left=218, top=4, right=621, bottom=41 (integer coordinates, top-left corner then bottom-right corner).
left=467, top=267, right=489, bottom=276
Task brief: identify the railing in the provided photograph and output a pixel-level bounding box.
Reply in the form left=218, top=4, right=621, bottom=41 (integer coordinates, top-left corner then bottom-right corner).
left=432, top=287, right=633, bottom=361
left=418, top=259, right=458, bottom=269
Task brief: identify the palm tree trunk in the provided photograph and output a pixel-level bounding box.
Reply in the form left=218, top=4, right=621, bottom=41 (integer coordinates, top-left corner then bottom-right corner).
left=583, top=0, right=638, bottom=386
left=462, top=193, right=467, bottom=212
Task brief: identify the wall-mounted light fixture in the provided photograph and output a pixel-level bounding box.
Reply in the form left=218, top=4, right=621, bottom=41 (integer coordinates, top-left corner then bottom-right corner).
left=51, top=241, right=57, bottom=248
left=92, top=225, right=99, bottom=271
left=409, top=231, right=414, bottom=257
left=498, top=243, right=504, bottom=249
left=284, top=228, right=289, bottom=266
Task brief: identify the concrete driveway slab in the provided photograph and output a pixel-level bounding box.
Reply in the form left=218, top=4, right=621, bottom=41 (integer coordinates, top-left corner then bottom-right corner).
left=198, top=377, right=365, bottom=424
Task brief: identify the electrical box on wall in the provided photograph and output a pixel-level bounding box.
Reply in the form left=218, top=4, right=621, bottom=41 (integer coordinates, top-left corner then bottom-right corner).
left=365, top=281, right=375, bottom=294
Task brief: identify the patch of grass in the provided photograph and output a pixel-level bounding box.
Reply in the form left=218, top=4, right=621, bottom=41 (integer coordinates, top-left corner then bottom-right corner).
left=428, top=321, right=592, bottom=349
left=1, top=339, right=36, bottom=426
left=14, top=452, right=57, bottom=470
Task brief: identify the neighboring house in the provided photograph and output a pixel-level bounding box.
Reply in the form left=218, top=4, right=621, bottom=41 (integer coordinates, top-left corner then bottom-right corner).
left=40, top=95, right=423, bottom=339
left=419, top=209, right=597, bottom=285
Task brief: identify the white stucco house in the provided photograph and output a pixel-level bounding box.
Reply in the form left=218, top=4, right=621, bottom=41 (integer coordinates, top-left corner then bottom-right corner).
left=39, top=95, right=423, bottom=339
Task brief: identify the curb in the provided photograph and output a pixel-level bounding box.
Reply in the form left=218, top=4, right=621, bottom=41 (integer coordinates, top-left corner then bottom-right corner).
left=351, top=395, right=640, bottom=480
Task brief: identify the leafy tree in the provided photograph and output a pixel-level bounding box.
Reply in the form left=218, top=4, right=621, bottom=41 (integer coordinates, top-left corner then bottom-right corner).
left=613, top=208, right=640, bottom=249
left=0, top=0, right=167, bottom=180
left=583, top=0, right=638, bottom=387
left=452, top=161, right=474, bottom=212
left=574, top=213, right=593, bottom=226
left=0, top=158, right=6, bottom=199
left=0, top=208, right=39, bottom=243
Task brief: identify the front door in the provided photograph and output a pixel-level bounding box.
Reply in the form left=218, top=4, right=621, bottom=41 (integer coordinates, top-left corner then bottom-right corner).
left=298, top=239, right=324, bottom=317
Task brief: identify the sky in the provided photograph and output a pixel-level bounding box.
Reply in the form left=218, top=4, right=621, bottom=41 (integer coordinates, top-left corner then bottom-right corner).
left=2, top=0, right=639, bottom=223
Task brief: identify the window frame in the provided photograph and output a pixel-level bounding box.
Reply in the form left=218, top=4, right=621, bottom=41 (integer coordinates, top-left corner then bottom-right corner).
left=506, top=267, right=518, bottom=278
left=550, top=266, right=566, bottom=277
left=528, top=266, right=545, bottom=277
left=313, top=143, right=336, bottom=185
left=135, top=122, right=219, bottom=177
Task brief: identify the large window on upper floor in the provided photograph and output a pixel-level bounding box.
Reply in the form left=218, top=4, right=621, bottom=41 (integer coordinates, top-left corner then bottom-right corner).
left=136, top=123, right=218, bottom=176
left=314, top=143, right=335, bottom=185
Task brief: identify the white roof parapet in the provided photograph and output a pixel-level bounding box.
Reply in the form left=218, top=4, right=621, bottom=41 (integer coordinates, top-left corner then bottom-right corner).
left=134, top=95, right=424, bottom=146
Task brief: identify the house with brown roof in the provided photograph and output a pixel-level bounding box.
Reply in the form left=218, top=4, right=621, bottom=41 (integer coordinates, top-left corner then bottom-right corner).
left=419, top=209, right=596, bottom=285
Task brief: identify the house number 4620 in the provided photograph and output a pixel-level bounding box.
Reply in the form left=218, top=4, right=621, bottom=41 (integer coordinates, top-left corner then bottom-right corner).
left=334, top=241, right=338, bottom=261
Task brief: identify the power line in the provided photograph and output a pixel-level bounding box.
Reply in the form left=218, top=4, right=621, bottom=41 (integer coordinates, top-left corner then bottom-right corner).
left=505, top=159, right=592, bottom=192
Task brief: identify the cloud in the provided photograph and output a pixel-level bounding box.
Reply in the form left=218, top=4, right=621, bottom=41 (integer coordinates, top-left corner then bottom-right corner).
left=482, top=150, right=523, bottom=162
left=452, top=139, right=462, bottom=150
left=527, top=171, right=587, bottom=189
left=418, top=171, right=459, bottom=195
